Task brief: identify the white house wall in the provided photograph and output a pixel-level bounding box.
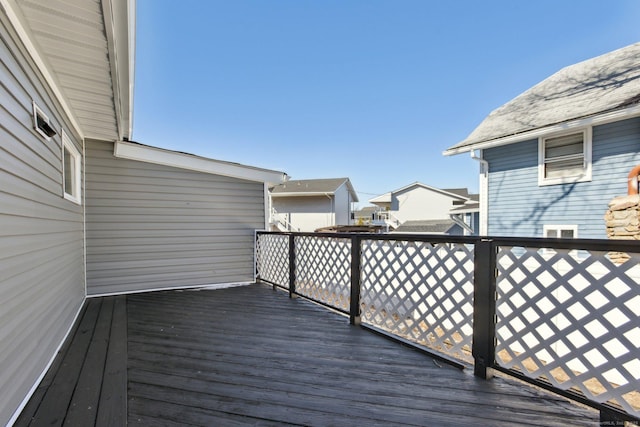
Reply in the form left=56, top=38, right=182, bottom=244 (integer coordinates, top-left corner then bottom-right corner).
left=0, top=18, right=85, bottom=426
left=393, top=186, right=461, bottom=223
left=272, top=196, right=335, bottom=232
left=85, top=140, right=266, bottom=295
left=334, top=184, right=353, bottom=226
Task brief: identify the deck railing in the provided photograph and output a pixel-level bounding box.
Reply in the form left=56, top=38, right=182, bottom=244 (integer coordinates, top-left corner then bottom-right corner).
left=255, top=231, right=640, bottom=424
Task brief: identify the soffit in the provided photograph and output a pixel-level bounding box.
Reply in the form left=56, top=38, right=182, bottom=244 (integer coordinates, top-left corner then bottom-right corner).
left=11, top=0, right=131, bottom=141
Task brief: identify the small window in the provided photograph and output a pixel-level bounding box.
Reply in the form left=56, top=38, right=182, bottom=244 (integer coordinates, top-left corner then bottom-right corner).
left=538, top=129, right=591, bottom=186
left=62, top=131, right=81, bottom=204
left=544, top=225, right=577, bottom=239
left=32, top=101, right=57, bottom=140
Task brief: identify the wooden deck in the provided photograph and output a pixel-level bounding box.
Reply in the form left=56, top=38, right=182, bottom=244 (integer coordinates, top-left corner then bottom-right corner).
left=15, top=283, right=599, bottom=426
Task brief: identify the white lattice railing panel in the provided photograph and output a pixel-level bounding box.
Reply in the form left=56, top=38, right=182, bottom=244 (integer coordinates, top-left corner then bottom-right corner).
left=256, top=233, right=290, bottom=289
left=295, top=236, right=352, bottom=311
left=496, top=246, right=640, bottom=417
left=361, top=239, right=475, bottom=361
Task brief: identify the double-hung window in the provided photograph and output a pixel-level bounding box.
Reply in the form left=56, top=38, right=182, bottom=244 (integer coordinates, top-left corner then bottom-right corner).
left=62, top=131, right=81, bottom=204
left=538, top=128, right=592, bottom=185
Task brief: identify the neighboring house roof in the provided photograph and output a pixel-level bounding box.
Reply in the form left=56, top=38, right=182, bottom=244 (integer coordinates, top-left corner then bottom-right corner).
left=369, top=192, right=392, bottom=204
left=271, top=178, right=359, bottom=202
left=369, top=182, right=470, bottom=204
left=392, top=220, right=456, bottom=234
left=354, top=206, right=380, bottom=218
left=450, top=201, right=480, bottom=214
left=114, top=141, right=288, bottom=184
left=444, top=42, right=640, bottom=155
left=442, top=188, right=469, bottom=198
left=3, top=0, right=135, bottom=142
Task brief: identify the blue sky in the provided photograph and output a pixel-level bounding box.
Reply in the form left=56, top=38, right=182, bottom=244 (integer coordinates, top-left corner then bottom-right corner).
left=133, top=0, right=639, bottom=205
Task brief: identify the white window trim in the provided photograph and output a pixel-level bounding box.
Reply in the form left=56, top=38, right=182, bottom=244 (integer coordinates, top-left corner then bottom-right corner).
left=61, top=130, right=82, bottom=205
left=32, top=101, right=56, bottom=140
left=543, top=224, right=578, bottom=239
left=538, top=127, right=592, bottom=186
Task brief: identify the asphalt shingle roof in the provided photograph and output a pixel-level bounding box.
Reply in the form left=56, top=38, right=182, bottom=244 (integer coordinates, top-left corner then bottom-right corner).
left=445, top=42, right=640, bottom=154
left=393, top=220, right=456, bottom=234
left=271, top=178, right=359, bottom=201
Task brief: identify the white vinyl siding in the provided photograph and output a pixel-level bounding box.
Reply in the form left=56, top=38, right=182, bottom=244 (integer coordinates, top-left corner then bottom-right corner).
left=85, top=140, right=266, bottom=295
left=539, top=129, right=592, bottom=185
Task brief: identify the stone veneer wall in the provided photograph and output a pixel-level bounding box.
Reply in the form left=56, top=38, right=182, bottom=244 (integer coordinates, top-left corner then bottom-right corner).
left=604, top=194, right=640, bottom=263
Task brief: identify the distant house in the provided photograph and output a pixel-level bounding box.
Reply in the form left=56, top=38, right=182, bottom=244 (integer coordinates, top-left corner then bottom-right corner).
left=353, top=206, right=380, bottom=224
left=0, top=2, right=287, bottom=425
left=368, top=182, right=477, bottom=233
left=270, top=178, right=359, bottom=232
left=444, top=42, right=640, bottom=238
left=449, top=195, right=480, bottom=236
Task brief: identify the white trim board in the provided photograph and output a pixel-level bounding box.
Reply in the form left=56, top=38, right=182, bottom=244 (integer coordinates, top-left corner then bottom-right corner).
left=87, top=281, right=254, bottom=299
left=101, top=0, right=135, bottom=140
left=443, top=104, right=640, bottom=156
left=114, top=141, right=288, bottom=184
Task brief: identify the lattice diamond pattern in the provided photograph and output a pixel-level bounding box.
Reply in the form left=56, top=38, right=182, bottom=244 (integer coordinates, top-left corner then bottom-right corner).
left=360, top=239, right=474, bottom=361
left=294, top=236, right=352, bottom=311
left=255, top=234, right=290, bottom=288
left=496, top=246, right=640, bottom=416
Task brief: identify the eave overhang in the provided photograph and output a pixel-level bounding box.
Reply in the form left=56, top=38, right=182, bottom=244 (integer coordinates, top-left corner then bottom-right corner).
left=444, top=99, right=640, bottom=156
left=114, top=141, right=289, bottom=185
left=1, top=0, right=135, bottom=141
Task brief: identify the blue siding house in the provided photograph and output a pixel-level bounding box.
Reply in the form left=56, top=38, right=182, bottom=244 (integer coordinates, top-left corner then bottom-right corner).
left=444, top=43, right=640, bottom=239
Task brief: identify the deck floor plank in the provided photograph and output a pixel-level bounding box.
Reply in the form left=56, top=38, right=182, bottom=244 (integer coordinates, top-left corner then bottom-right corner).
left=16, top=284, right=600, bottom=426
left=17, top=298, right=103, bottom=427
left=126, top=284, right=598, bottom=426
left=64, top=297, right=114, bottom=426
left=96, top=295, right=128, bottom=427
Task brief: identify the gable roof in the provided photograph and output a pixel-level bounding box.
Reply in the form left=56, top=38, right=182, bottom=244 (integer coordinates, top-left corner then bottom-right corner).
left=3, top=0, right=135, bottom=141
left=369, top=192, right=392, bottom=204
left=444, top=42, right=640, bottom=155
left=442, top=188, right=469, bottom=198
left=369, top=182, right=470, bottom=204
left=270, top=178, right=359, bottom=202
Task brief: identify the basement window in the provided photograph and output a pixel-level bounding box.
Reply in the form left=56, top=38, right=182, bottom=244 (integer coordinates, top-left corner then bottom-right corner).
left=32, top=101, right=57, bottom=140
left=544, top=225, right=578, bottom=239
left=538, top=129, right=592, bottom=186
left=62, top=131, right=81, bottom=204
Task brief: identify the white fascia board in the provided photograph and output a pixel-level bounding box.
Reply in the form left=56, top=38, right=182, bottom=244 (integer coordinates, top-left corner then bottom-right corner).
left=1, top=0, right=84, bottom=139
left=114, top=141, right=288, bottom=184
left=443, top=104, right=640, bottom=156
left=450, top=205, right=480, bottom=214
left=271, top=192, right=334, bottom=197
left=102, top=0, right=135, bottom=140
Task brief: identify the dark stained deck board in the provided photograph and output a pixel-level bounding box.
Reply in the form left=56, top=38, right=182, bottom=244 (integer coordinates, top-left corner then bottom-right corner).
left=126, top=284, right=599, bottom=426
left=96, top=295, right=127, bottom=426
left=15, top=284, right=599, bottom=426
left=14, top=296, right=127, bottom=427
left=64, top=297, right=114, bottom=425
